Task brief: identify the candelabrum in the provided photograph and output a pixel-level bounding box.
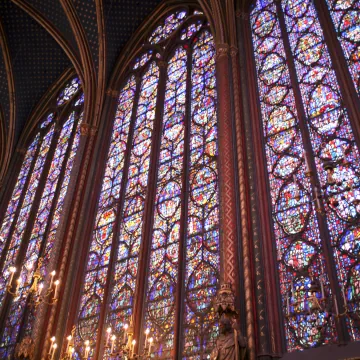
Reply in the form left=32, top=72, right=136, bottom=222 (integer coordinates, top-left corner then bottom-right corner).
left=6, top=257, right=59, bottom=307
left=286, top=275, right=349, bottom=320
left=104, top=319, right=155, bottom=360
left=58, top=319, right=155, bottom=360
left=300, top=150, right=360, bottom=217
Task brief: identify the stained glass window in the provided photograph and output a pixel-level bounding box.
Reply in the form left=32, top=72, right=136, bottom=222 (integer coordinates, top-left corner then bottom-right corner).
left=326, top=0, right=360, bottom=96
left=251, top=0, right=360, bottom=352
left=73, top=8, right=219, bottom=359
left=0, top=78, right=83, bottom=358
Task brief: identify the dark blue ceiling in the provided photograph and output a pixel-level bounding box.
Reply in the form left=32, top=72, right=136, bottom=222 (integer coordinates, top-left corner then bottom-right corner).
left=0, top=0, right=163, bottom=148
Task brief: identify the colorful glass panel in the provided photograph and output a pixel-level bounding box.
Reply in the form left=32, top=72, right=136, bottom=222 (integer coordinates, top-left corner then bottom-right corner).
left=180, top=21, right=204, bottom=40
left=0, top=135, right=39, bottom=257
left=251, top=0, right=337, bottom=351
left=105, top=63, right=159, bottom=353
left=282, top=0, right=360, bottom=340
left=57, top=77, right=81, bottom=106
left=75, top=78, right=136, bottom=357
left=0, top=125, right=55, bottom=356
left=182, top=31, right=220, bottom=358
left=1, top=112, right=81, bottom=353
left=149, top=11, right=187, bottom=44
left=326, top=0, right=360, bottom=96
left=144, top=47, right=187, bottom=358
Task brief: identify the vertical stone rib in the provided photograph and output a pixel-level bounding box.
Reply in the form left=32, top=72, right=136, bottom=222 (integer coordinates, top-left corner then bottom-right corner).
left=230, top=46, right=256, bottom=360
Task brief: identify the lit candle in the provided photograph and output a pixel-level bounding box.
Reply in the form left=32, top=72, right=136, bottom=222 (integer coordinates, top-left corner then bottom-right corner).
left=148, top=337, right=153, bottom=356
left=131, top=339, right=136, bottom=358
left=50, top=270, right=56, bottom=289
left=54, top=280, right=59, bottom=299
left=8, top=266, right=16, bottom=286
left=51, top=343, right=57, bottom=360
left=26, top=263, right=33, bottom=284
left=15, top=277, right=21, bottom=293
left=111, top=335, right=116, bottom=354
left=70, top=347, right=75, bottom=358
left=85, top=346, right=90, bottom=358
left=106, top=327, right=112, bottom=347
left=38, top=283, right=44, bottom=296
left=123, top=324, right=128, bottom=344
left=320, top=279, right=325, bottom=299
left=145, top=328, right=150, bottom=345
left=49, top=337, right=55, bottom=354
left=66, top=335, right=72, bottom=353
left=84, top=341, right=90, bottom=358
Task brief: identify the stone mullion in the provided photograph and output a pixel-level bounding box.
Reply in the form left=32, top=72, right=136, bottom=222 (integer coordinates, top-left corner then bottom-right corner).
left=241, top=12, right=285, bottom=357
left=276, top=0, right=349, bottom=344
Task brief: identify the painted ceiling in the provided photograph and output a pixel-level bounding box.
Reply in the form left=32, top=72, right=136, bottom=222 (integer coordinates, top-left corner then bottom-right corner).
left=0, top=0, right=163, bottom=148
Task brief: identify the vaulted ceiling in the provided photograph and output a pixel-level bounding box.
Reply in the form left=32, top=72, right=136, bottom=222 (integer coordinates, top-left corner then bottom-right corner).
left=0, top=0, right=163, bottom=151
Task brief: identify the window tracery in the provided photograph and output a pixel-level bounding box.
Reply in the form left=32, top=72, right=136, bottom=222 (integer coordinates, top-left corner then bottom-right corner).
left=74, top=8, right=219, bottom=359
left=0, top=78, right=83, bottom=358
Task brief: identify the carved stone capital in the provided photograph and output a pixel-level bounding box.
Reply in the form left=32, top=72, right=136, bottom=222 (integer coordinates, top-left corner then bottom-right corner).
left=15, top=336, right=35, bottom=360
left=230, top=46, right=238, bottom=57
left=158, top=60, right=167, bottom=68
left=216, top=43, right=229, bottom=60
left=80, top=123, right=91, bottom=136
left=16, top=147, right=26, bottom=155
left=90, top=126, right=98, bottom=137
left=214, top=283, right=237, bottom=316
left=80, top=123, right=98, bottom=137
left=106, top=88, right=120, bottom=98
left=235, top=10, right=248, bottom=20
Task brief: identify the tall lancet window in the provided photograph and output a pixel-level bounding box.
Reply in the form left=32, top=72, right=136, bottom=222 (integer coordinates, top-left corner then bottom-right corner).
left=0, top=77, right=83, bottom=357
left=74, top=7, right=220, bottom=359
left=251, top=0, right=360, bottom=352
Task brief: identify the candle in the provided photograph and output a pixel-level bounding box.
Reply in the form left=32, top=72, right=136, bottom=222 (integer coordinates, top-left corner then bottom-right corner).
left=320, top=279, right=325, bottom=299
left=8, top=267, right=16, bottom=287
left=51, top=344, right=57, bottom=360
left=49, top=337, right=55, bottom=354
left=291, top=282, right=294, bottom=298
left=335, top=297, right=339, bottom=316
left=106, top=327, right=112, bottom=347
left=54, top=280, right=59, bottom=299
left=111, top=335, right=116, bottom=353
left=131, top=339, right=136, bottom=358
left=286, top=295, right=290, bottom=316
left=123, top=324, right=128, bottom=344
left=15, top=278, right=21, bottom=294
left=50, top=270, right=56, bottom=289
left=38, top=283, right=44, bottom=296
left=66, top=335, right=72, bottom=353
left=26, top=263, right=33, bottom=284
left=148, top=337, right=153, bottom=356
left=70, top=347, right=75, bottom=358
left=145, top=328, right=150, bottom=345
left=85, top=346, right=90, bottom=358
